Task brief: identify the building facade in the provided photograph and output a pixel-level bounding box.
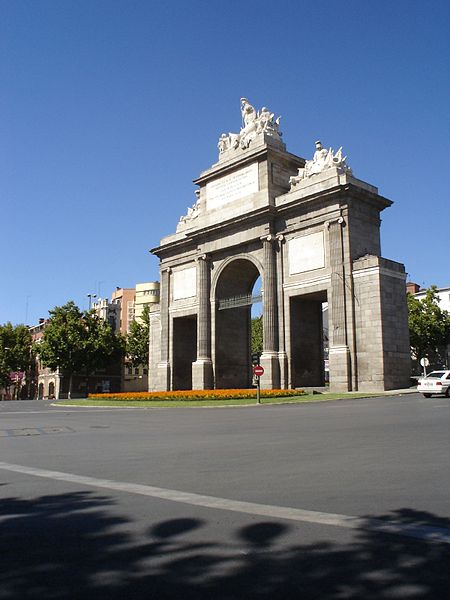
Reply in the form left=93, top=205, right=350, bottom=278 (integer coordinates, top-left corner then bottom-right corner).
left=111, top=288, right=136, bottom=335
left=110, top=283, right=160, bottom=392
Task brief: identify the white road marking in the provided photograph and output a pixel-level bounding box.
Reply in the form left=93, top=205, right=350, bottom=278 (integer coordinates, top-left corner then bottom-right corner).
left=0, top=409, right=133, bottom=415
left=0, top=460, right=449, bottom=544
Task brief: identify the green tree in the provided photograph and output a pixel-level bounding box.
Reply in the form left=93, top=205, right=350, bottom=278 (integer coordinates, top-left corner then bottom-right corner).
left=251, top=315, right=263, bottom=354
left=36, top=301, right=124, bottom=399
left=0, top=323, right=33, bottom=397
left=407, top=286, right=450, bottom=369
left=126, top=305, right=150, bottom=366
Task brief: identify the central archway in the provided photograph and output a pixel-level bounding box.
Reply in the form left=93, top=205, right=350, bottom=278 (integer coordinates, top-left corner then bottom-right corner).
left=214, top=258, right=262, bottom=389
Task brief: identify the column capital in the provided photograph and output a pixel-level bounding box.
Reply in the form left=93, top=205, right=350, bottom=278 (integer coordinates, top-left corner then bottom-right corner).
left=195, top=254, right=208, bottom=262
left=325, top=216, right=345, bottom=229
left=260, top=234, right=276, bottom=243
left=276, top=234, right=285, bottom=243
left=162, top=267, right=172, bottom=274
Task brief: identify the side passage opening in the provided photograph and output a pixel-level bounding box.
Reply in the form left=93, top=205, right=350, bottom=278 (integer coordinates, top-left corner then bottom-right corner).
left=173, top=316, right=197, bottom=390
left=290, top=291, right=328, bottom=388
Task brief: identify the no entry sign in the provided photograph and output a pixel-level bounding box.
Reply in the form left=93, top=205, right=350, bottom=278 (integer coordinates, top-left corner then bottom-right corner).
left=253, top=365, right=264, bottom=377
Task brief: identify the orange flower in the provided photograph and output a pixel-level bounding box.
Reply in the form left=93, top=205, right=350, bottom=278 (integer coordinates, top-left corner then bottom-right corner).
left=87, top=389, right=303, bottom=401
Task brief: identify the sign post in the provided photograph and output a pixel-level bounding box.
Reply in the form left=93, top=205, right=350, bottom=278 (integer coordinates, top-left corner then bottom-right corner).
left=253, top=364, right=264, bottom=404
left=420, top=357, right=429, bottom=377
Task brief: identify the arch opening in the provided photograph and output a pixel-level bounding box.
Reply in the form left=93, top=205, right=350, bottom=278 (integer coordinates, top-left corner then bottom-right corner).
left=215, top=259, right=261, bottom=389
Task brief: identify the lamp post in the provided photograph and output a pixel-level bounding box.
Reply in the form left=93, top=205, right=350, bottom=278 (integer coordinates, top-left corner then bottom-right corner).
left=1, top=347, right=10, bottom=401
left=87, top=294, right=97, bottom=310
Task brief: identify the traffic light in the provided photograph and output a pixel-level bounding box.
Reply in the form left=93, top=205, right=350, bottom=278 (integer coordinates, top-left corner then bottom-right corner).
left=251, top=352, right=261, bottom=366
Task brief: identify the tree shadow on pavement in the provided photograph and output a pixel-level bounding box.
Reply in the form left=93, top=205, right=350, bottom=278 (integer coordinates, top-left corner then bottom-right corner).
left=0, top=492, right=449, bottom=599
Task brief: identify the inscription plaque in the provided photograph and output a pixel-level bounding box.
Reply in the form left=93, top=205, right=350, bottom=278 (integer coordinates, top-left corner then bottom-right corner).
left=289, top=231, right=325, bottom=274
left=206, top=163, right=259, bottom=210
left=173, top=267, right=197, bottom=300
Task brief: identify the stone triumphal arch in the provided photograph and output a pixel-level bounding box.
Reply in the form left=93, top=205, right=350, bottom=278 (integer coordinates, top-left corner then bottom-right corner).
left=150, top=98, right=410, bottom=392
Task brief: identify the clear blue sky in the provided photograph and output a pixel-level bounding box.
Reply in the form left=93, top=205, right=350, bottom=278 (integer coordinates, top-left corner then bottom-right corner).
left=1, top=0, right=449, bottom=325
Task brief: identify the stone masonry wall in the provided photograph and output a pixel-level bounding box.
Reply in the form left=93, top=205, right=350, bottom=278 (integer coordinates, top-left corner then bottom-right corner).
left=352, top=256, right=385, bottom=391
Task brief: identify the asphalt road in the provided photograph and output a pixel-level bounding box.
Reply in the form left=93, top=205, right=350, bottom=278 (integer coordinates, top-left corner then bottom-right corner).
left=1, top=393, right=449, bottom=599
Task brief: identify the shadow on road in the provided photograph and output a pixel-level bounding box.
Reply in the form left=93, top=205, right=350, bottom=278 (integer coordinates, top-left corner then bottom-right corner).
left=0, top=491, right=449, bottom=599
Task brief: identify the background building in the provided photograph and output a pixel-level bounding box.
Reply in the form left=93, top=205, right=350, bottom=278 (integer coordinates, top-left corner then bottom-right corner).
left=123, top=282, right=160, bottom=392
left=92, top=298, right=121, bottom=332
left=26, top=281, right=160, bottom=398
left=97, top=283, right=160, bottom=392
left=135, top=282, right=160, bottom=322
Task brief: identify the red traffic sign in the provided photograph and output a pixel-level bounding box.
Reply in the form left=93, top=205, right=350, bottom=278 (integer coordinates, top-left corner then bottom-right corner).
left=253, top=365, right=264, bottom=377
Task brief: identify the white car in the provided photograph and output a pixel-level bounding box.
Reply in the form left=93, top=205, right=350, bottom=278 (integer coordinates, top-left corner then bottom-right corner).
left=417, top=370, right=450, bottom=398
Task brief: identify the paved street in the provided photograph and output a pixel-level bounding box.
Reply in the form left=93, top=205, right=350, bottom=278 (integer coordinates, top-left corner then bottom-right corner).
left=1, top=393, right=450, bottom=599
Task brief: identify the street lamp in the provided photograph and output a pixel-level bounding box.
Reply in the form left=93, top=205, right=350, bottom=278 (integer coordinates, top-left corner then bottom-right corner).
left=87, top=294, right=97, bottom=310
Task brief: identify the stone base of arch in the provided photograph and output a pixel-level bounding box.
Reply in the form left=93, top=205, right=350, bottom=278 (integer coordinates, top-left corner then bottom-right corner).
left=157, top=361, right=171, bottom=391
left=259, top=352, right=280, bottom=389
left=192, top=359, right=213, bottom=390
left=328, top=346, right=352, bottom=392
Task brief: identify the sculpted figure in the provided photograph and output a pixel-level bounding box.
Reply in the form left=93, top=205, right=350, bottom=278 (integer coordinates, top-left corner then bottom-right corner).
left=238, top=98, right=258, bottom=148
left=241, top=97, right=257, bottom=128
left=177, top=190, right=201, bottom=230
left=257, top=107, right=274, bottom=132
left=308, top=140, right=329, bottom=175
left=218, top=133, right=229, bottom=154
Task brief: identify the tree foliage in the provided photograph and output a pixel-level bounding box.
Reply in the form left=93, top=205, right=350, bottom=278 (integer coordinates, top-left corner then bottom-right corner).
left=36, top=301, right=125, bottom=398
left=407, top=286, right=450, bottom=368
left=251, top=316, right=263, bottom=354
left=126, top=305, right=150, bottom=366
left=0, top=323, right=33, bottom=390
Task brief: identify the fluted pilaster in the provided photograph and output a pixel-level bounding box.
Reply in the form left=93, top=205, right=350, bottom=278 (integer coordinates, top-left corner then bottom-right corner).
left=196, top=254, right=211, bottom=359
left=262, top=234, right=278, bottom=353
left=192, top=254, right=213, bottom=389
left=327, top=218, right=347, bottom=347
left=159, top=268, right=171, bottom=362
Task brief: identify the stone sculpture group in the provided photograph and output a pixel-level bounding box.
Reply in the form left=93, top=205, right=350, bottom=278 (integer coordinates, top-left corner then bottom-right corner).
left=289, top=140, right=352, bottom=189
left=178, top=99, right=352, bottom=229
left=218, top=98, right=282, bottom=153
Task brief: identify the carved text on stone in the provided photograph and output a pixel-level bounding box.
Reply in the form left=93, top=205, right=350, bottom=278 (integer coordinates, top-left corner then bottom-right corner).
left=206, top=163, right=259, bottom=210
left=172, top=267, right=197, bottom=300
left=288, top=231, right=325, bottom=275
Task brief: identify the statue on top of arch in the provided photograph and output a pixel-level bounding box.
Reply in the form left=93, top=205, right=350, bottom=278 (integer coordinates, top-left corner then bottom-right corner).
left=289, top=140, right=352, bottom=189
left=217, top=98, right=282, bottom=155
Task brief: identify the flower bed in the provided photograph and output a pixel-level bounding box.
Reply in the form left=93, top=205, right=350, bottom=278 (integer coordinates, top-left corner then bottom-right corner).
left=88, top=389, right=304, bottom=401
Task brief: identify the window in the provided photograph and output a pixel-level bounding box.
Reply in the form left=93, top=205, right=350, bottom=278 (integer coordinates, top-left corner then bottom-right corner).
left=134, top=367, right=139, bottom=375
left=143, top=368, right=148, bottom=375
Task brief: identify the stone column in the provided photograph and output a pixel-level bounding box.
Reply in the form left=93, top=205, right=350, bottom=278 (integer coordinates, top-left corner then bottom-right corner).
left=192, top=254, right=213, bottom=389
left=260, top=234, right=280, bottom=389
left=327, top=218, right=351, bottom=391
left=276, top=234, right=288, bottom=388
left=157, top=267, right=171, bottom=390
